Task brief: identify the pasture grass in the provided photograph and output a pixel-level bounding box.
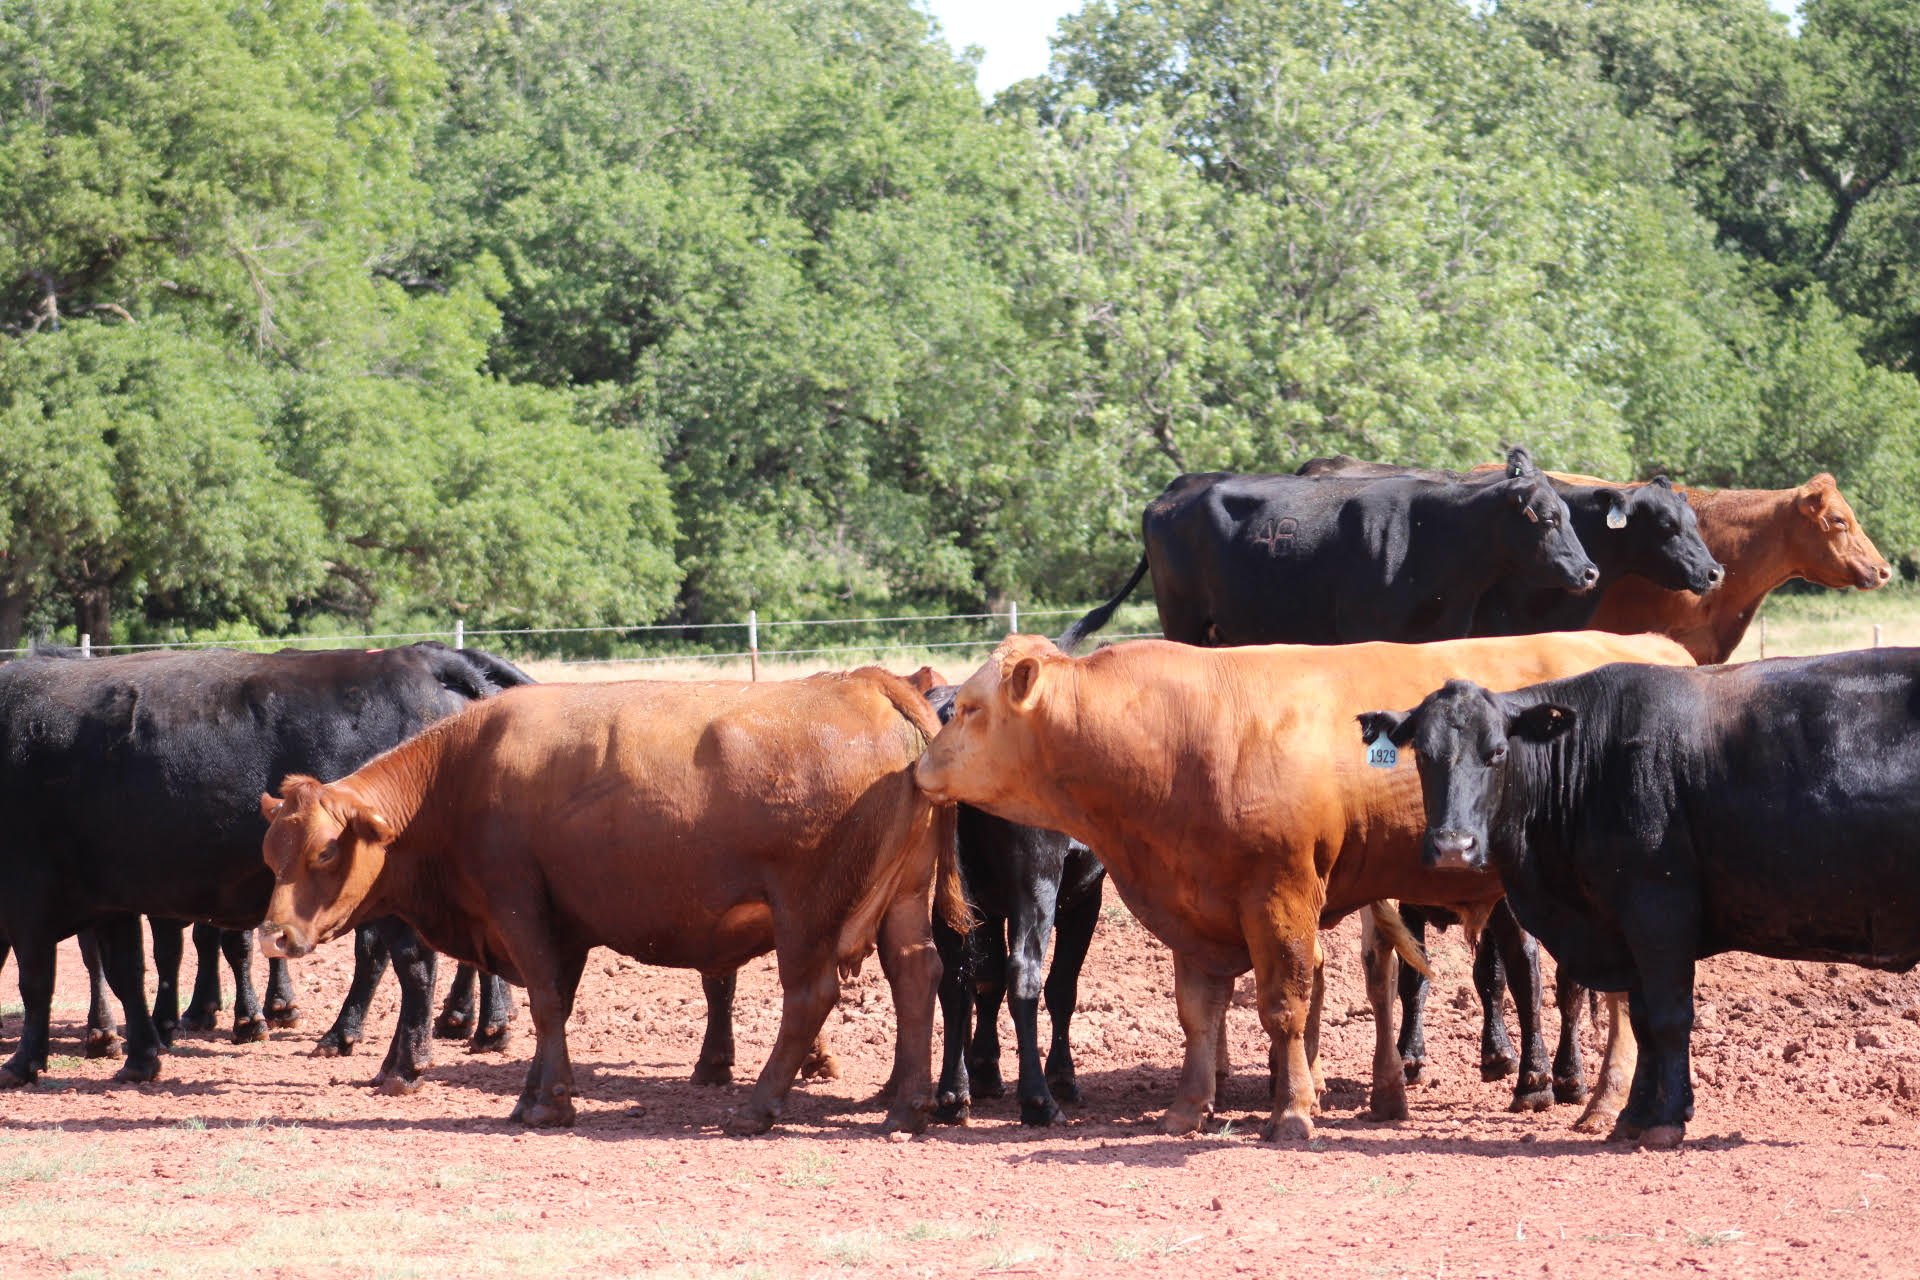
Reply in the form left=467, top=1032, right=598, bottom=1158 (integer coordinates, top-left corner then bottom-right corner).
left=775, top=1149, right=837, bottom=1189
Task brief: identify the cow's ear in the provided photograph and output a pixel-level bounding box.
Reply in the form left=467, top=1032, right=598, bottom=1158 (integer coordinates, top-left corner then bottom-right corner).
left=1650, top=475, right=1674, bottom=490
left=1505, top=445, right=1535, bottom=478
left=1003, top=656, right=1044, bottom=711
left=1507, top=703, right=1575, bottom=742
left=1357, top=710, right=1415, bottom=748
left=260, top=792, right=283, bottom=823
left=349, top=804, right=395, bottom=845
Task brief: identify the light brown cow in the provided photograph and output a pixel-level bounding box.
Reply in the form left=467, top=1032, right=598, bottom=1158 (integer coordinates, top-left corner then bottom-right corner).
left=1571, top=474, right=1890, bottom=663
left=258, top=670, right=961, bottom=1135
left=915, top=632, right=1694, bottom=1141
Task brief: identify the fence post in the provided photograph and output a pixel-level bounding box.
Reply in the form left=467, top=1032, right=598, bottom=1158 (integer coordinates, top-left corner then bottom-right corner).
left=748, top=609, right=759, bottom=682
left=1875, top=623, right=1884, bottom=649
left=453, top=619, right=464, bottom=650
left=80, top=633, right=90, bottom=658
left=1008, top=599, right=1018, bottom=634
left=1758, top=614, right=1766, bottom=659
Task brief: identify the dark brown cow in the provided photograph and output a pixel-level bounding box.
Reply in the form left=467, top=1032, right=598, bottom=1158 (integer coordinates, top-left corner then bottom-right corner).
left=915, top=632, right=1693, bottom=1140
left=258, top=670, right=960, bottom=1134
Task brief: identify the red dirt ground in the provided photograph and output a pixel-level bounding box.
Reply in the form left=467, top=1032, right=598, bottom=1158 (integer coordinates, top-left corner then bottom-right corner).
left=5, top=905, right=1920, bottom=1278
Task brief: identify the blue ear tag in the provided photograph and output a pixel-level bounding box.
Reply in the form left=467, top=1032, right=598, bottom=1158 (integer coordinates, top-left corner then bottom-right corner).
left=1365, top=736, right=1398, bottom=769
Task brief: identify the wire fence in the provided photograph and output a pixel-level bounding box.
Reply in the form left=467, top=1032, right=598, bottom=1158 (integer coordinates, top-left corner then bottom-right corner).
left=0, top=601, right=1166, bottom=674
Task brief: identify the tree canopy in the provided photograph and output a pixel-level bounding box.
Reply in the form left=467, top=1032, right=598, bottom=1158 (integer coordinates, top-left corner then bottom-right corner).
left=4, top=0, right=1916, bottom=649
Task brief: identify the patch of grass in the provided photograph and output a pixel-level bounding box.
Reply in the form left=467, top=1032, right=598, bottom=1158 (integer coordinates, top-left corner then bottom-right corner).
left=900, top=1219, right=993, bottom=1244
left=1121, top=1176, right=1148, bottom=1191
left=1152, top=1233, right=1204, bottom=1256
left=1684, top=1227, right=1745, bottom=1247
left=0, top=1141, right=101, bottom=1187
left=818, top=1230, right=883, bottom=1268
left=1108, top=1238, right=1143, bottom=1262
left=777, top=1150, right=837, bottom=1189
left=976, top=1241, right=1049, bottom=1271
left=172, top=1117, right=207, bottom=1132
left=431, top=1162, right=503, bottom=1191
left=1356, top=1174, right=1414, bottom=1197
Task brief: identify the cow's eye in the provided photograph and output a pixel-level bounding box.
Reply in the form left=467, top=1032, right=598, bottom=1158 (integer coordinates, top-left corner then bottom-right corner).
left=1833, top=519, right=1848, bottom=532
left=313, top=843, right=338, bottom=867
left=1486, top=744, right=1508, bottom=765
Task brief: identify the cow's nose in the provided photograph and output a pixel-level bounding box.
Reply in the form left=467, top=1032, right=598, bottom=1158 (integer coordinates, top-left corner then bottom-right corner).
left=1581, top=564, right=1600, bottom=589
left=258, top=922, right=306, bottom=960
left=1426, top=830, right=1479, bottom=869
left=1704, top=564, right=1725, bottom=592
left=1879, top=564, right=1893, bottom=583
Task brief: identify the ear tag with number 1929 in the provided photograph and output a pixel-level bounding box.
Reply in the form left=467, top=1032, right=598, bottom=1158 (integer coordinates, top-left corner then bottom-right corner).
left=1365, top=736, right=1398, bottom=769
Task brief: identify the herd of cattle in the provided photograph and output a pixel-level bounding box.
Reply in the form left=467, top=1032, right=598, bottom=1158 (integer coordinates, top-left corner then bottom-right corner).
left=0, top=450, right=1903, bottom=1152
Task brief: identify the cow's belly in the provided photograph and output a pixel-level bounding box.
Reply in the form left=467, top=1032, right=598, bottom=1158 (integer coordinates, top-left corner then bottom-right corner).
left=596, top=901, right=778, bottom=973
left=1699, top=857, right=1920, bottom=970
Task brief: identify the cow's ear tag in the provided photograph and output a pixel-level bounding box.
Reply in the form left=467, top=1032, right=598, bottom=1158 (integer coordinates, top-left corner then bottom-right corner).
left=1606, top=501, right=1627, bottom=530
left=1364, top=734, right=1399, bottom=769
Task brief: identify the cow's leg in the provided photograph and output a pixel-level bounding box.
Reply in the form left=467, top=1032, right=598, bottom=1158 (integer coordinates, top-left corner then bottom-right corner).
left=314, top=922, right=389, bottom=1057
left=693, top=971, right=737, bottom=1086
left=1006, top=876, right=1063, bottom=1126
left=932, top=914, right=974, bottom=1123
left=221, top=928, right=269, bottom=1044
left=93, top=914, right=162, bottom=1083
left=966, top=922, right=1008, bottom=1100
left=1488, top=902, right=1553, bottom=1110
left=1043, top=883, right=1100, bottom=1107
left=1575, top=991, right=1639, bottom=1134
left=2, top=933, right=57, bottom=1085
left=264, top=958, right=300, bottom=1029
left=1610, top=986, right=1662, bottom=1143
left=1304, top=944, right=1328, bottom=1104
left=148, top=920, right=187, bottom=1046
left=434, top=962, right=479, bottom=1040
left=1359, top=908, right=1408, bottom=1121
left=873, top=891, right=941, bottom=1135
left=472, top=971, right=514, bottom=1052
left=1476, top=925, right=1516, bottom=1081
left=77, top=929, right=123, bottom=1059
left=1615, top=896, right=1696, bottom=1149
left=510, top=943, right=588, bottom=1128
left=1395, top=906, right=1431, bottom=1085
left=1163, top=951, right=1231, bottom=1135
left=173, top=922, right=219, bottom=1033
left=370, top=919, right=439, bottom=1095
left=1552, top=975, right=1589, bottom=1104
left=1244, top=895, right=1319, bottom=1141
left=723, top=939, right=841, bottom=1136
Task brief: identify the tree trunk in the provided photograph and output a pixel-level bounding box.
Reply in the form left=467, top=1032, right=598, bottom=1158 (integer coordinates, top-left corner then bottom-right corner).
left=0, top=591, right=29, bottom=653
left=73, top=585, right=111, bottom=649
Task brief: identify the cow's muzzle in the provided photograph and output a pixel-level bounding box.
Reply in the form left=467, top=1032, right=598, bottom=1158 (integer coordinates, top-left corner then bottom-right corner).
left=1699, top=564, right=1726, bottom=594
left=257, top=921, right=312, bottom=960
left=1423, top=830, right=1483, bottom=870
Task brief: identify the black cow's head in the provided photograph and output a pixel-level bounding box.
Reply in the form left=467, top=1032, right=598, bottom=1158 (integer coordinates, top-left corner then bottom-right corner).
left=1494, top=448, right=1600, bottom=592
left=1358, top=679, right=1575, bottom=871
left=1606, top=477, right=1723, bottom=594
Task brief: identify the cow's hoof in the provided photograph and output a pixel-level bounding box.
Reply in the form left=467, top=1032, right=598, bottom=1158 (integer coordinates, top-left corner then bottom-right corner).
left=433, top=1010, right=474, bottom=1041
left=231, top=1017, right=268, bottom=1045
left=266, top=1004, right=300, bottom=1030
left=1638, top=1124, right=1685, bottom=1150
left=1607, top=1117, right=1645, bottom=1143
left=516, top=1098, right=576, bottom=1129
left=0, top=1064, right=35, bottom=1088
left=1047, top=1077, right=1083, bottom=1106
left=180, top=1009, right=218, bottom=1034
left=1509, top=1087, right=1554, bottom=1113
left=1402, top=1058, right=1429, bottom=1086
left=84, top=1030, right=123, bottom=1060
left=1480, top=1053, right=1517, bottom=1082
left=969, top=1065, right=1005, bottom=1099
left=113, top=1055, right=161, bottom=1084
left=1553, top=1077, right=1588, bottom=1105
left=373, top=1070, right=423, bottom=1097
left=690, top=1059, right=734, bottom=1087
left=310, top=1034, right=354, bottom=1058
left=1019, top=1097, right=1063, bottom=1127
left=800, top=1047, right=841, bottom=1081
left=1572, top=1107, right=1617, bottom=1135
left=883, top=1099, right=933, bottom=1136
left=1262, top=1113, right=1314, bottom=1142
left=720, top=1105, right=776, bottom=1136
left=1367, top=1085, right=1409, bottom=1122
left=933, top=1090, right=971, bottom=1125
left=1160, top=1106, right=1206, bottom=1136
left=469, top=1024, right=511, bottom=1054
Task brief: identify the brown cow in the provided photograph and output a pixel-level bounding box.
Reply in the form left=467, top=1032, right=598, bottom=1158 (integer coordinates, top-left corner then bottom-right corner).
left=914, top=631, right=1694, bottom=1141
left=258, top=670, right=960, bottom=1135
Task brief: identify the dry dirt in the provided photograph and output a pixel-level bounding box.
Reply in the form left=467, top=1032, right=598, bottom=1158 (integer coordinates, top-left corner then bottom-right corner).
left=4, top=905, right=1919, bottom=1279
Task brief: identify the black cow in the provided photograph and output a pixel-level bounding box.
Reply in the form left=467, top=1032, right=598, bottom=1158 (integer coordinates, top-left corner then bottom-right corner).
left=1360, top=650, right=1920, bottom=1148
left=920, top=683, right=1105, bottom=1127
left=0, top=642, right=525, bottom=1087
left=1058, top=447, right=1598, bottom=654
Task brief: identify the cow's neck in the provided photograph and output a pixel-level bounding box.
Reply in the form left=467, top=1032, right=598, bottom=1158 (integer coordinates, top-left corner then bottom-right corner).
left=1685, top=487, right=1804, bottom=643
left=341, top=723, right=461, bottom=924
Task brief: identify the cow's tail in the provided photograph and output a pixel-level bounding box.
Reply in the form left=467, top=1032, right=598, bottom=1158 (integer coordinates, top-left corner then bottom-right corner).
left=1371, top=901, right=1431, bottom=979
left=1056, top=554, right=1150, bottom=655
left=867, top=668, right=972, bottom=935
